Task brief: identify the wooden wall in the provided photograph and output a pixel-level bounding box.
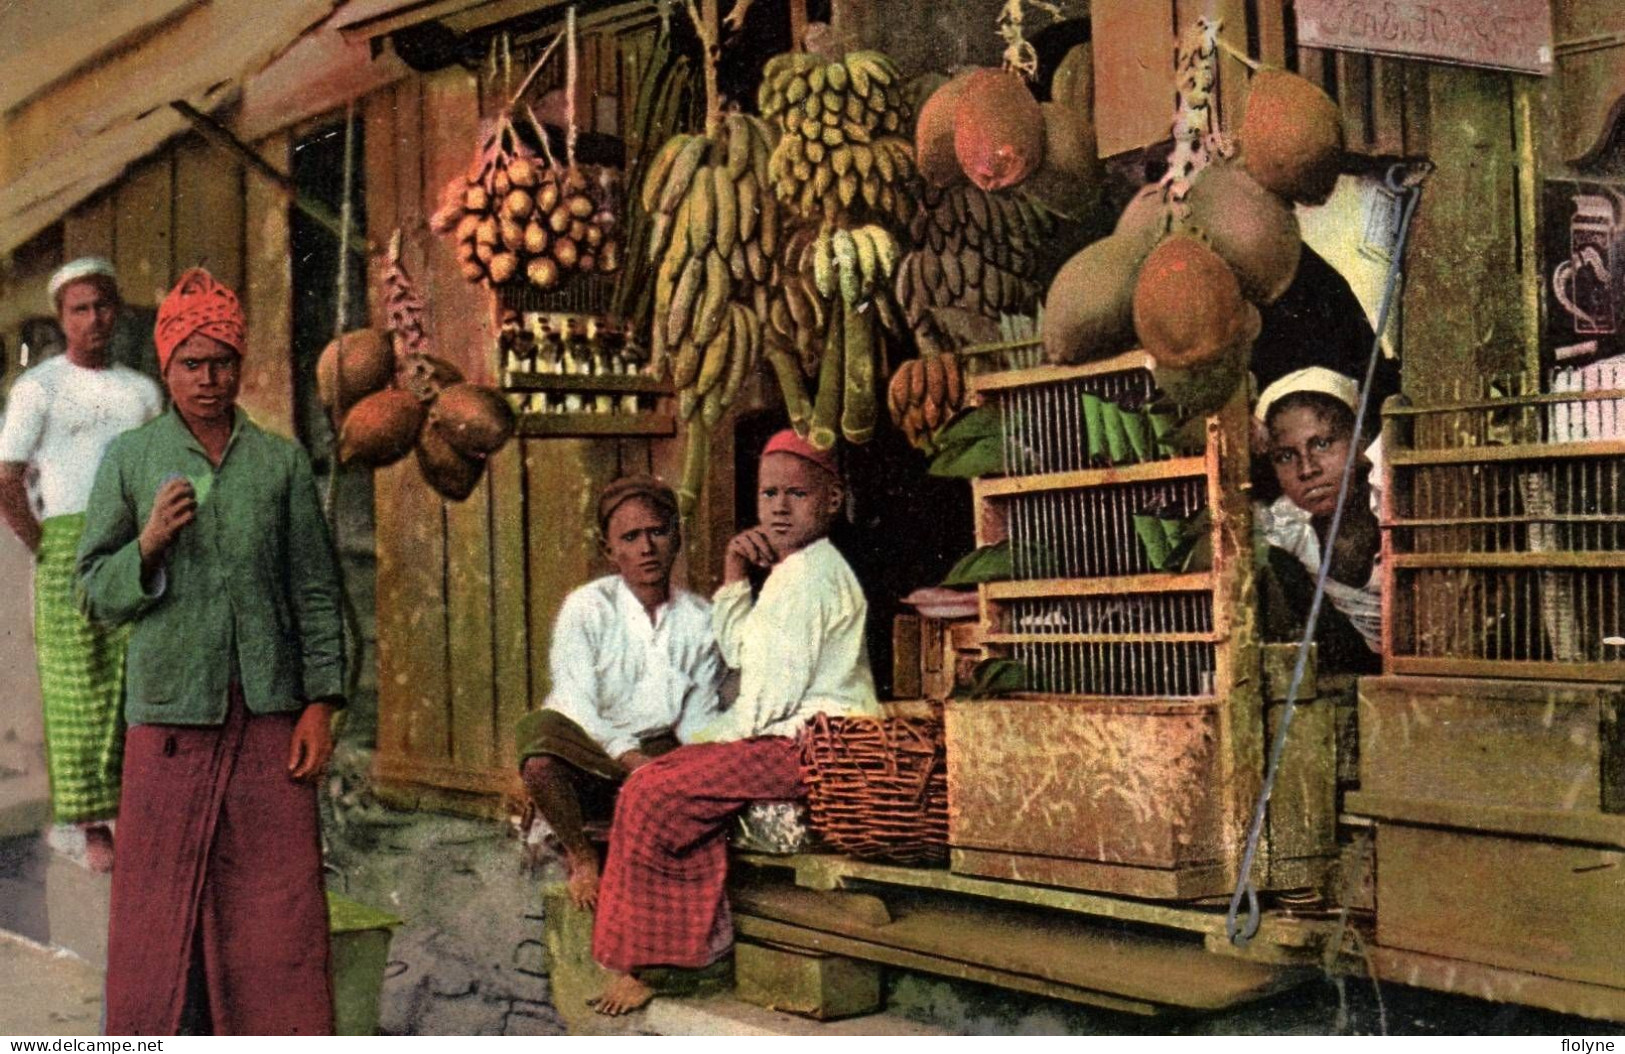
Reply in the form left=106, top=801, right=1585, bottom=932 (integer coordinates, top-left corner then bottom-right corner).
left=365, top=31, right=740, bottom=813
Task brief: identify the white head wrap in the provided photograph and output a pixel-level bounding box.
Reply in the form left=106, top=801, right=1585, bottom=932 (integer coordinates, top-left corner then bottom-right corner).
left=1254, top=366, right=1358, bottom=424
left=47, top=257, right=118, bottom=308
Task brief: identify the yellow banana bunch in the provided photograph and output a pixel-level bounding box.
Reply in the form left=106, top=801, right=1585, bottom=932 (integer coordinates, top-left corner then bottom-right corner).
left=759, top=50, right=916, bottom=226
left=810, top=225, right=900, bottom=306
left=886, top=352, right=965, bottom=451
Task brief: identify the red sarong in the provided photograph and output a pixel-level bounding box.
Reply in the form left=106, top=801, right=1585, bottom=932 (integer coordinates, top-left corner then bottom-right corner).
left=104, top=689, right=332, bottom=1035
left=592, top=737, right=803, bottom=972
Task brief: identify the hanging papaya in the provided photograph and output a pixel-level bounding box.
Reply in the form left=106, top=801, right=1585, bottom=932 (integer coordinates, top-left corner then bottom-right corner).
left=1132, top=234, right=1260, bottom=371
left=1041, top=234, right=1145, bottom=365
left=952, top=68, right=1044, bottom=192
left=1182, top=159, right=1302, bottom=305
left=915, top=72, right=975, bottom=188
left=1238, top=68, right=1344, bottom=206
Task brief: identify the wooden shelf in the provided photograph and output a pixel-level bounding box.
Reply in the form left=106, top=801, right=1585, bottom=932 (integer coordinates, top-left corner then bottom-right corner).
left=970, top=351, right=1157, bottom=394
left=981, top=631, right=1220, bottom=645
left=515, top=412, right=675, bottom=438
left=974, top=456, right=1208, bottom=497
left=1383, top=388, right=1625, bottom=416
left=1388, top=656, right=1625, bottom=682
left=503, top=369, right=671, bottom=395
left=1391, top=551, right=1625, bottom=570
left=983, top=572, right=1216, bottom=600
left=1390, top=439, right=1625, bottom=466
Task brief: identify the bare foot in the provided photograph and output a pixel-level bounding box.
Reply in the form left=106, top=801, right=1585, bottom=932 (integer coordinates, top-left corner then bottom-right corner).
left=588, top=972, right=653, bottom=1016
left=564, top=847, right=600, bottom=912
left=83, top=824, right=114, bottom=874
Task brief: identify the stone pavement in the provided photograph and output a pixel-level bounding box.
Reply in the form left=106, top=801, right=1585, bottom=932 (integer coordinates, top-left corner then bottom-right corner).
left=0, top=932, right=100, bottom=1036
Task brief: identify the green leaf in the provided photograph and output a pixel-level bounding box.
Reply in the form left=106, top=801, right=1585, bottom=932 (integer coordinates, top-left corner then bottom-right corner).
left=942, top=541, right=1012, bottom=586
left=933, top=404, right=1002, bottom=447
left=1081, top=392, right=1106, bottom=464
left=961, top=657, right=1027, bottom=698
left=928, top=434, right=1004, bottom=478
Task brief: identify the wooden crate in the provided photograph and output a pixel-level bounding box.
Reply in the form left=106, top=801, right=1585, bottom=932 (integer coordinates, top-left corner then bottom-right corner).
left=1375, top=821, right=1625, bottom=991
left=1359, top=676, right=1625, bottom=813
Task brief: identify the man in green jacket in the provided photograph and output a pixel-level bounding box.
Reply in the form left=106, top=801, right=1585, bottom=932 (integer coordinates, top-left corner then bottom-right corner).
left=77, top=268, right=343, bottom=1036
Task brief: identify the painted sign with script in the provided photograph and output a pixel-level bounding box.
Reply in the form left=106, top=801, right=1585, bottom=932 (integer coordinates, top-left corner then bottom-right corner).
left=1295, top=0, right=1554, bottom=75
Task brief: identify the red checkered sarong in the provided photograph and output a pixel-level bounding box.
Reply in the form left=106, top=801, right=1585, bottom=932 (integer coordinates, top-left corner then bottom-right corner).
left=592, top=737, right=803, bottom=972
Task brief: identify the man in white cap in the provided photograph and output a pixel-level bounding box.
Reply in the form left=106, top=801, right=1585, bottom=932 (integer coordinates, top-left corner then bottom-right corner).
left=0, top=258, right=163, bottom=871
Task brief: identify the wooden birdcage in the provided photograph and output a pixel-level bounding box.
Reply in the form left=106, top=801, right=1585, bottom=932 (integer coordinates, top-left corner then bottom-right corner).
left=944, top=350, right=1285, bottom=900
left=1380, top=372, right=1625, bottom=681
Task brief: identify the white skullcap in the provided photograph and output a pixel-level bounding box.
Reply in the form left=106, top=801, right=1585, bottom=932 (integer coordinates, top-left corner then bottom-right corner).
left=1255, top=366, right=1358, bottom=424
left=47, top=257, right=118, bottom=306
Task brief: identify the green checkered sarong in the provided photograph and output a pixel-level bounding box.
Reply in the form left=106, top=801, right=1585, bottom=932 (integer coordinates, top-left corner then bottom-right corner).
left=35, top=513, right=127, bottom=824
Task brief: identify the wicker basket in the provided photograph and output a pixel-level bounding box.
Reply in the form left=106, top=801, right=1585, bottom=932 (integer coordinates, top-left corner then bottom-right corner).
left=798, top=709, right=949, bottom=866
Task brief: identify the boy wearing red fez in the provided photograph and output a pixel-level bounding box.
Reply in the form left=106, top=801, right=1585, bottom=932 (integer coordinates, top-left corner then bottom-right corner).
left=590, top=430, right=878, bottom=1015
left=77, top=269, right=344, bottom=1035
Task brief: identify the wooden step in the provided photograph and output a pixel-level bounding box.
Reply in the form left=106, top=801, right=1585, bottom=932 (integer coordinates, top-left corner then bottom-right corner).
left=730, top=880, right=1309, bottom=1014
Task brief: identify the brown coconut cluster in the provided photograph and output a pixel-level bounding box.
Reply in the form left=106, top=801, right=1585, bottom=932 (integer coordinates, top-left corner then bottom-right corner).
left=431, top=116, right=622, bottom=292
left=1041, top=67, right=1342, bottom=415
left=319, top=330, right=517, bottom=502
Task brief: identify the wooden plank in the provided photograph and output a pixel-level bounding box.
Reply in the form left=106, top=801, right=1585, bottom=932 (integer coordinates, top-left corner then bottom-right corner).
left=1375, top=823, right=1625, bottom=990
left=61, top=195, right=115, bottom=262
left=1369, top=57, right=1407, bottom=155
left=950, top=847, right=1230, bottom=901
left=1392, top=551, right=1625, bottom=570
left=240, top=133, right=296, bottom=436
left=983, top=572, right=1214, bottom=600
left=1091, top=0, right=1179, bottom=158
left=1389, top=656, right=1625, bottom=686
left=1390, top=439, right=1625, bottom=464
left=369, top=79, right=452, bottom=771
left=515, top=412, right=676, bottom=437
left=969, top=351, right=1153, bottom=393
left=1252, top=0, right=1288, bottom=67
left=524, top=437, right=621, bottom=719
left=1368, top=945, right=1625, bottom=1025
left=488, top=442, right=530, bottom=774
left=1359, top=678, right=1620, bottom=812
left=1400, top=61, right=1430, bottom=156
left=505, top=370, right=671, bottom=393
left=112, top=154, right=174, bottom=305
left=731, top=883, right=1306, bottom=1011
left=423, top=64, right=498, bottom=776
left=983, top=631, right=1220, bottom=645
left=1297, top=45, right=1327, bottom=91
left=1337, top=51, right=1372, bottom=150
left=1347, top=792, right=1625, bottom=849
left=972, top=456, right=1208, bottom=497
left=1264, top=698, right=1337, bottom=880
left=171, top=138, right=245, bottom=291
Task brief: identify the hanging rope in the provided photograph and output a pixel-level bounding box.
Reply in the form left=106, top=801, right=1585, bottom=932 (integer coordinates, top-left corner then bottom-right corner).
left=327, top=100, right=358, bottom=520
left=1225, top=162, right=1429, bottom=946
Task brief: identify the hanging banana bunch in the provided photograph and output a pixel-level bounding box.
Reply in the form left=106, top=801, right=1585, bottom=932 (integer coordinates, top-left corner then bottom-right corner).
left=756, top=48, right=914, bottom=452
left=885, top=353, right=965, bottom=453
left=643, top=114, right=780, bottom=428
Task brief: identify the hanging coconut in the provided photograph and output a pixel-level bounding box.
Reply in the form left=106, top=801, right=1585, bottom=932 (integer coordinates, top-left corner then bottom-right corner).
left=338, top=388, right=426, bottom=467
left=417, top=421, right=485, bottom=502
left=1132, top=234, right=1261, bottom=371
left=1114, top=184, right=1171, bottom=260
left=1154, top=328, right=1253, bottom=417
left=1238, top=68, right=1344, bottom=206
left=1041, top=234, right=1147, bottom=365
left=1182, top=160, right=1302, bottom=305
left=916, top=72, right=975, bottom=188
left=397, top=353, right=464, bottom=402
left=953, top=68, right=1045, bottom=193
left=428, top=382, right=517, bottom=459
left=316, top=329, right=395, bottom=417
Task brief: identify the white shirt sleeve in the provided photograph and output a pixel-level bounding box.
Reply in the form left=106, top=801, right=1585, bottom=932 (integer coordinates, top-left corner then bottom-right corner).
left=1364, top=435, right=1384, bottom=518
left=0, top=376, right=47, bottom=464
left=545, top=593, right=639, bottom=760
left=710, top=579, right=753, bottom=669
left=705, top=565, right=833, bottom=742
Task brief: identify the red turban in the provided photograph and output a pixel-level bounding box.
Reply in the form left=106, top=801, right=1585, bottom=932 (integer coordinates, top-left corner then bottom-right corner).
left=154, top=268, right=245, bottom=372
left=761, top=428, right=839, bottom=478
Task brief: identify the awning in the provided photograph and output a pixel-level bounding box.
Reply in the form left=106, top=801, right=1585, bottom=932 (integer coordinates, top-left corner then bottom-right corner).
left=0, top=0, right=341, bottom=256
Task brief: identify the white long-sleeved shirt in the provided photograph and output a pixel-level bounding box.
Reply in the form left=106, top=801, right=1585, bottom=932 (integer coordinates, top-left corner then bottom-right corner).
left=1255, top=495, right=1382, bottom=652
left=704, top=537, right=879, bottom=742
left=544, top=575, right=724, bottom=758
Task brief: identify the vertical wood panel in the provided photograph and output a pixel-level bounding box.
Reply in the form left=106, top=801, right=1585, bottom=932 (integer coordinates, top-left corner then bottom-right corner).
left=1092, top=0, right=1179, bottom=158
left=1401, top=62, right=1430, bottom=156
left=525, top=439, right=619, bottom=712
left=240, top=133, right=296, bottom=436
left=1401, top=67, right=1527, bottom=395
left=172, top=139, right=245, bottom=291
left=1369, top=57, right=1407, bottom=155
left=61, top=195, right=115, bottom=262
left=1297, top=45, right=1327, bottom=94
left=369, top=79, right=453, bottom=768
left=113, top=155, right=174, bottom=306
left=1253, top=0, right=1287, bottom=67
left=1337, top=51, right=1371, bottom=151
left=423, top=65, right=498, bottom=773
left=489, top=442, right=530, bottom=774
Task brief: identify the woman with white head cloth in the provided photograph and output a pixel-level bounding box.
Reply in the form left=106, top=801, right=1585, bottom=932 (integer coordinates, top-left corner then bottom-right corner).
left=1253, top=367, right=1384, bottom=673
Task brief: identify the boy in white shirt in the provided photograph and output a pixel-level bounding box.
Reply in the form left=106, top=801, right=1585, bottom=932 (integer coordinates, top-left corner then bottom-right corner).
left=589, top=430, right=878, bottom=1016
left=516, top=476, right=723, bottom=911
left=0, top=259, right=162, bottom=871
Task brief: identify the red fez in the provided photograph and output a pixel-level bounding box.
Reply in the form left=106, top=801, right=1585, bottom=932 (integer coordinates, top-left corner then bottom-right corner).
left=154, top=268, right=245, bottom=372
left=761, top=428, right=839, bottom=478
